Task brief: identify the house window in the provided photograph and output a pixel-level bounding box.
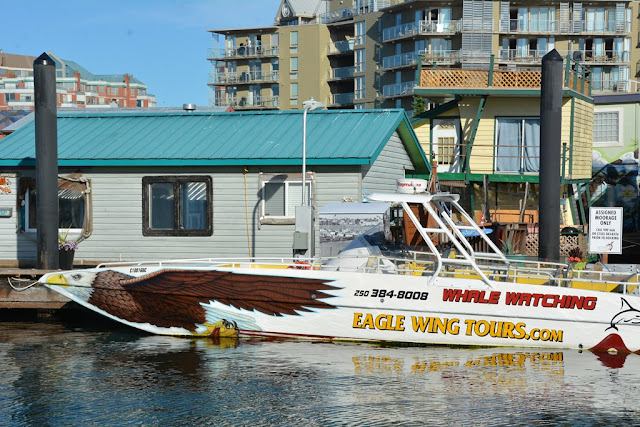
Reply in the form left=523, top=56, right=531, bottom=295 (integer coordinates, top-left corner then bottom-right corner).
left=495, top=117, right=540, bottom=173
left=290, top=31, right=298, bottom=53
left=593, top=109, right=622, bottom=146
left=290, top=57, right=298, bottom=79
left=260, top=173, right=313, bottom=225
left=142, top=176, right=212, bottom=236
left=22, top=175, right=90, bottom=234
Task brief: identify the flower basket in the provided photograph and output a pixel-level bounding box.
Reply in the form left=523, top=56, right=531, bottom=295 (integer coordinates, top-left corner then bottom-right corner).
left=59, top=248, right=75, bottom=270
left=58, top=240, right=78, bottom=270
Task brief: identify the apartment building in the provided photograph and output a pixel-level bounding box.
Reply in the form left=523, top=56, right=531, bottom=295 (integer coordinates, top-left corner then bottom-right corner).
left=0, top=51, right=156, bottom=111
left=207, top=0, right=639, bottom=113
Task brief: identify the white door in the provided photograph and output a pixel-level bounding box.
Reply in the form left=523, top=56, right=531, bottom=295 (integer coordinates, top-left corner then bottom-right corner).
left=432, top=118, right=461, bottom=173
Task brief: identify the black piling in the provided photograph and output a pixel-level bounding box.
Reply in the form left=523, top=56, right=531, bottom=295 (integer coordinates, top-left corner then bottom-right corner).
left=34, top=53, right=59, bottom=269
left=538, top=50, right=563, bottom=261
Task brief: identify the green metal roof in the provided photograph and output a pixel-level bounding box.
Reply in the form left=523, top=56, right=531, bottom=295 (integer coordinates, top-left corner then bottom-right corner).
left=0, top=109, right=429, bottom=173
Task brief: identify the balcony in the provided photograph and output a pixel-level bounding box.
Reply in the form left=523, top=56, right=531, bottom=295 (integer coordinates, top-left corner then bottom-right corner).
left=214, top=95, right=279, bottom=109
left=328, top=40, right=355, bottom=55
left=498, top=19, right=631, bottom=35
left=319, top=7, right=353, bottom=24
left=319, top=0, right=390, bottom=24
left=497, top=49, right=629, bottom=65
left=381, top=20, right=460, bottom=42
left=421, top=50, right=462, bottom=66
left=211, top=71, right=279, bottom=85
left=381, top=81, right=415, bottom=98
left=329, top=92, right=355, bottom=106
left=497, top=49, right=553, bottom=63
left=591, top=79, right=638, bottom=93
left=328, top=66, right=355, bottom=81
left=207, top=44, right=279, bottom=60
left=381, top=53, right=419, bottom=70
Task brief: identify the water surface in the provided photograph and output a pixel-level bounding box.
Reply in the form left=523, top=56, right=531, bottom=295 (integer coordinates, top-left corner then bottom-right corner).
left=1, top=314, right=639, bottom=426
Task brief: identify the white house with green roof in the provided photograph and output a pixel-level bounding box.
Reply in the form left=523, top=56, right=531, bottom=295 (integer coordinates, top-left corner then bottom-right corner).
left=0, top=109, right=428, bottom=267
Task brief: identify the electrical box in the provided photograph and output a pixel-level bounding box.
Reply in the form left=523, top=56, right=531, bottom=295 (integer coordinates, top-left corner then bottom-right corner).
left=293, top=231, right=309, bottom=250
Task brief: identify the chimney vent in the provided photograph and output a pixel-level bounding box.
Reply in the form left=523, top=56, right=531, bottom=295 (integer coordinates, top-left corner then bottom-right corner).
left=183, top=103, right=196, bottom=112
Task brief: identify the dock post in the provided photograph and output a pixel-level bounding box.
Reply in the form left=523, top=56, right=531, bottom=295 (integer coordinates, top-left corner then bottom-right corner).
left=34, top=53, right=59, bottom=270
left=538, top=50, right=563, bottom=262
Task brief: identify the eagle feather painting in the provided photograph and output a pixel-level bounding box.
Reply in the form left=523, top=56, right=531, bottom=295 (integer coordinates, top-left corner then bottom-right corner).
left=44, top=269, right=340, bottom=337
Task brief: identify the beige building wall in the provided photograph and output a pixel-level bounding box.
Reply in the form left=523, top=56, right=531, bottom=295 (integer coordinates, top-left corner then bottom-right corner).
left=277, top=25, right=332, bottom=109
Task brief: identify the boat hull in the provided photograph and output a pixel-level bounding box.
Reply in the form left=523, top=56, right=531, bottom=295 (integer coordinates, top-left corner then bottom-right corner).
left=41, top=265, right=640, bottom=352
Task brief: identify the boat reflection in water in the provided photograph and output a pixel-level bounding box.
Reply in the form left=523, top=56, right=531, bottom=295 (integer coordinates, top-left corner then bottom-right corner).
left=2, top=320, right=639, bottom=425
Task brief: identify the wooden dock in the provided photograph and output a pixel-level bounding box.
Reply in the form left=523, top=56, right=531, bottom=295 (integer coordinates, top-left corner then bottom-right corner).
left=0, top=269, right=72, bottom=309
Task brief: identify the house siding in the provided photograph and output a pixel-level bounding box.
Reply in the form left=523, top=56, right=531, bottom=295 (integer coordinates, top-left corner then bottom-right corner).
left=362, top=132, right=413, bottom=194
left=2, top=165, right=371, bottom=265
left=570, top=97, right=594, bottom=180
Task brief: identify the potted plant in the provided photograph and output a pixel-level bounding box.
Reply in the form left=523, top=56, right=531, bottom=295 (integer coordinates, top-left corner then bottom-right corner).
left=58, top=229, right=78, bottom=270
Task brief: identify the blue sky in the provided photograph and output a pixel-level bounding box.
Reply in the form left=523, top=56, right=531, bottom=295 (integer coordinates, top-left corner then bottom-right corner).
left=2, top=0, right=282, bottom=107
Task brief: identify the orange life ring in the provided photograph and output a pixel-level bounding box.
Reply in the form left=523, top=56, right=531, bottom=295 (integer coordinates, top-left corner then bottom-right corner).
left=287, top=261, right=312, bottom=270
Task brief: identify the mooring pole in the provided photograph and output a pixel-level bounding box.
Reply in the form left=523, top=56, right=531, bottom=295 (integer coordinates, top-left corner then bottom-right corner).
left=538, top=50, right=563, bottom=261
left=34, top=53, right=59, bottom=269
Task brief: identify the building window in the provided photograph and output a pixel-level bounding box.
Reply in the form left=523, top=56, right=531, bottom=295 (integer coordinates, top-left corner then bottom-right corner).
left=22, top=175, right=91, bottom=235
left=593, top=109, right=622, bottom=146
left=142, top=176, right=212, bottom=236
left=355, top=76, right=365, bottom=100
left=260, top=173, right=313, bottom=224
left=290, top=57, right=298, bottom=79
left=290, top=31, right=298, bottom=53
left=355, top=21, right=365, bottom=45
left=495, top=117, right=540, bottom=173
left=290, top=82, right=298, bottom=105
left=355, top=49, right=365, bottom=72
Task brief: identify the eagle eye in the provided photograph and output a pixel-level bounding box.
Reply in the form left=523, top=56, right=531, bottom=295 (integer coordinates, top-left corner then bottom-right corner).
left=71, top=274, right=83, bottom=281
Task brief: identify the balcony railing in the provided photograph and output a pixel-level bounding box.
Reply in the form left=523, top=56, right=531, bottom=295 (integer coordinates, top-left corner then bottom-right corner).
left=498, top=18, right=631, bottom=34
left=212, top=71, right=279, bottom=85
left=382, top=81, right=415, bottom=97
left=330, top=92, right=355, bottom=105
left=319, top=0, right=389, bottom=23
left=328, top=40, right=355, bottom=55
left=207, top=44, right=279, bottom=60
left=319, top=7, right=353, bottom=24
left=498, top=49, right=629, bottom=64
left=328, top=66, right=355, bottom=80
left=381, top=53, right=419, bottom=70
left=381, top=20, right=460, bottom=42
left=421, top=50, right=462, bottom=65
left=214, top=95, right=279, bottom=109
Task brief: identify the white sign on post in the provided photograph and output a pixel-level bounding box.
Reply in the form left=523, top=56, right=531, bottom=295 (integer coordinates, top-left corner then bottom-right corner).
left=588, top=207, right=623, bottom=254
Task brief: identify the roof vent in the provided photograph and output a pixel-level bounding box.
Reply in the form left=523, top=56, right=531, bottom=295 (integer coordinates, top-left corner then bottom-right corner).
left=183, top=103, right=196, bottom=112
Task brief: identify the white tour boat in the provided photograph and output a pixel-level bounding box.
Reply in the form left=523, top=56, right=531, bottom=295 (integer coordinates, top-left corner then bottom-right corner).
left=41, top=180, right=640, bottom=352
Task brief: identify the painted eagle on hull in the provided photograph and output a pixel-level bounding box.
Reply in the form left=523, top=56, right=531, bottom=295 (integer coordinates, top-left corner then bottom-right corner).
left=45, top=269, right=340, bottom=335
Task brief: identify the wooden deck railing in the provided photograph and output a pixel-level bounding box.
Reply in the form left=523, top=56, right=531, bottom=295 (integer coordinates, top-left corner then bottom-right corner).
left=419, top=68, right=590, bottom=96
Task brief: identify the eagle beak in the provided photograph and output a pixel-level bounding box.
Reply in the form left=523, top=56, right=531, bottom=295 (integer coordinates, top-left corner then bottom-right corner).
left=46, top=273, right=68, bottom=286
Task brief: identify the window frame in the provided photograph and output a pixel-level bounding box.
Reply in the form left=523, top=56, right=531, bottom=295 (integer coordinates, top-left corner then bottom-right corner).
left=22, top=175, right=91, bottom=239
left=142, top=175, right=213, bottom=237
left=259, top=173, right=314, bottom=225
left=593, top=107, right=623, bottom=147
